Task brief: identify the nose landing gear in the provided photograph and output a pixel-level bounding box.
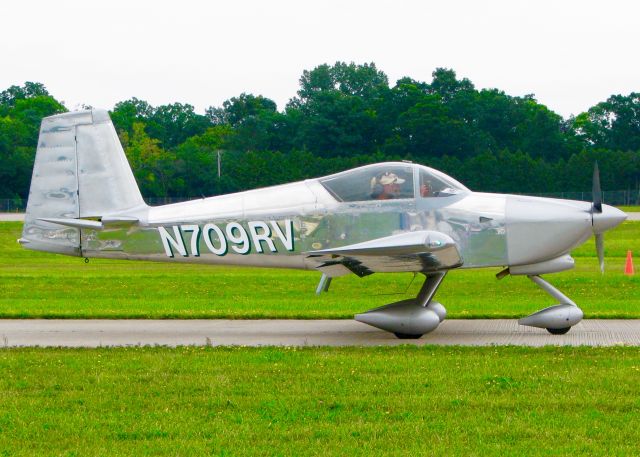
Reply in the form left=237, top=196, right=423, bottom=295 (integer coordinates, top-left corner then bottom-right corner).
left=518, top=275, right=584, bottom=334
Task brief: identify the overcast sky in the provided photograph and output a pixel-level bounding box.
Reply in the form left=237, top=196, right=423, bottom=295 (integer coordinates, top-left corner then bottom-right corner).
left=1, top=0, right=638, bottom=118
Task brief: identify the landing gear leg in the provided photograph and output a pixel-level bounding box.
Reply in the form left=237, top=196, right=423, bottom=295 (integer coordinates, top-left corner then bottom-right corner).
left=315, top=273, right=332, bottom=295
left=416, top=272, right=446, bottom=307
left=356, top=272, right=448, bottom=339
left=518, top=275, right=583, bottom=334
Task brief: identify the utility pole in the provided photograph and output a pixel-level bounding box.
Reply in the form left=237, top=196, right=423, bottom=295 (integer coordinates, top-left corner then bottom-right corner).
left=216, top=150, right=222, bottom=178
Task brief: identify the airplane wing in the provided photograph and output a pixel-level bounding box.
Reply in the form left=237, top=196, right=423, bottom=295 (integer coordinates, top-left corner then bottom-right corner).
left=305, top=230, right=463, bottom=277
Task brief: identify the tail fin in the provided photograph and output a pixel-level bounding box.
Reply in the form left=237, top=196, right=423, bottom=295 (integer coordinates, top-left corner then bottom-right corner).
left=20, top=109, right=146, bottom=255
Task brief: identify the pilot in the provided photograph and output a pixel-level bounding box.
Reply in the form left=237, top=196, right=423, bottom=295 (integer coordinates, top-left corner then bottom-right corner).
left=370, top=172, right=405, bottom=200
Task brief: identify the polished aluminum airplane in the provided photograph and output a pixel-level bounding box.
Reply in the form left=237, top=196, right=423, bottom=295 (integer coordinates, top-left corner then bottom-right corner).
left=20, top=109, right=627, bottom=338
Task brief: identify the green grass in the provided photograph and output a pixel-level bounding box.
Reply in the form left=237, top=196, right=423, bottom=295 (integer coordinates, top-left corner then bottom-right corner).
left=618, top=205, right=640, bottom=212
left=0, top=346, right=639, bottom=456
left=1, top=221, right=639, bottom=319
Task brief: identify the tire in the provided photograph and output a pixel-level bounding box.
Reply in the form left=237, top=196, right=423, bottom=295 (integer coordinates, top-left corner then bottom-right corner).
left=394, top=333, right=423, bottom=339
left=547, top=327, right=571, bottom=335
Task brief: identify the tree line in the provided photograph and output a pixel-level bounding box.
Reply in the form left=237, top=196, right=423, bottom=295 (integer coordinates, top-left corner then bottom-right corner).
left=1, top=64, right=640, bottom=201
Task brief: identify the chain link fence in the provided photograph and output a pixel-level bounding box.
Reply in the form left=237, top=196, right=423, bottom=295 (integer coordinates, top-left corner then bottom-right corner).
left=0, top=199, right=26, bottom=212
left=0, top=197, right=196, bottom=212
left=2, top=190, right=639, bottom=213
left=525, top=190, right=640, bottom=206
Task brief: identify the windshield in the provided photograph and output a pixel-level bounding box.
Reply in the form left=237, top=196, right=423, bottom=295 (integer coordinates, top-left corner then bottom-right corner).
left=418, top=166, right=468, bottom=198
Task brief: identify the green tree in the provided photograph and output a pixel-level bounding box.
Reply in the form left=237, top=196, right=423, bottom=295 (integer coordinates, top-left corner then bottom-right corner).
left=286, top=62, right=389, bottom=156
left=428, top=68, right=474, bottom=101
left=0, top=82, right=50, bottom=109
left=174, top=125, right=234, bottom=196
left=120, top=122, right=176, bottom=197
left=571, top=93, right=640, bottom=152
left=146, top=103, right=211, bottom=149
left=206, top=94, right=285, bottom=152
left=386, top=94, right=476, bottom=158
left=0, top=82, right=66, bottom=198
left=206, top=93, right=277, bottom=126
left=110, top=98, right=154, bottom=137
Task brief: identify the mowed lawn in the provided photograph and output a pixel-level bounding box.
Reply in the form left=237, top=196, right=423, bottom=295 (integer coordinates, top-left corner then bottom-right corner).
left=1, top=346, right=639, bottom=456
left=0, top=221, right=638, bottom=318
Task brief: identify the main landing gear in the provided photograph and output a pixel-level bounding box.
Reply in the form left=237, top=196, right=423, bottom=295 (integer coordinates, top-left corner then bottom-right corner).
left=355, top=272, right=447, bottom=339
left=518, top=275, right=584, bottom=335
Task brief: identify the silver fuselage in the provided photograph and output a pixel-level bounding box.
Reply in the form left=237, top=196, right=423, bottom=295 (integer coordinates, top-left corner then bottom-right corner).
left=78, top=170, right=601, bottom=274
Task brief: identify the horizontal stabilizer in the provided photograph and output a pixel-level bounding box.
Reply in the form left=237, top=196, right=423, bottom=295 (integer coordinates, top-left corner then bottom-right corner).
left=38, top=218, right=103, bottom=230
left=37, top=216, right=140, bottom=230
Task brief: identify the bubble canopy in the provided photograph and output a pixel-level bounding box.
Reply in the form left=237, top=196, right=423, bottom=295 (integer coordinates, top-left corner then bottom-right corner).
left=319, top=162, right=469, bottom=202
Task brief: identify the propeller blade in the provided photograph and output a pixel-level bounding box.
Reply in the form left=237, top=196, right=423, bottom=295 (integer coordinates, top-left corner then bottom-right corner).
left=592, top=161, right=602, bottom=214
left=596, top=233, right=605, bottom=273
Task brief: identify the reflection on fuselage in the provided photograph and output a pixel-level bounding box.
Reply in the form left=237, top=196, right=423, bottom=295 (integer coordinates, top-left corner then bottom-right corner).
left=81, top=190, right=509, bottom=270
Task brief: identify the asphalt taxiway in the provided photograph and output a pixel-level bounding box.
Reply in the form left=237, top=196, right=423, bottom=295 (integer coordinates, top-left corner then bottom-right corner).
left=0, top=213, right=24, bottom=221
left=1, top=319, right=639, bottom=347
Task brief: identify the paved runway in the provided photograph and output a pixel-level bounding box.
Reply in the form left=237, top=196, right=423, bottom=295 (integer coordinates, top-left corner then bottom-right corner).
left=1, top=319, right=639, bottom=347
left=0, top=213, right=24, bottom=221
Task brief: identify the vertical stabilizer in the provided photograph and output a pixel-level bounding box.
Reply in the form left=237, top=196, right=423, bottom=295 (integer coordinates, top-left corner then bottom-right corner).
left=76, top=109, right=145, bottom=217
left=20, top=109, right=146, bottom=256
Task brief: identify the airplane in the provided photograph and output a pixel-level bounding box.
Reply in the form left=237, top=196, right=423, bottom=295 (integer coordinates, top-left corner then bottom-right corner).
left=19, top=109, right=627, bottom=338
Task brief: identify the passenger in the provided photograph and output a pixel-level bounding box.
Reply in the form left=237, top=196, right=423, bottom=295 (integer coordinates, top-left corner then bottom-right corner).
left=370, top=172, right=405, bottom=200
left=420, top=181, right=432, bottom=197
